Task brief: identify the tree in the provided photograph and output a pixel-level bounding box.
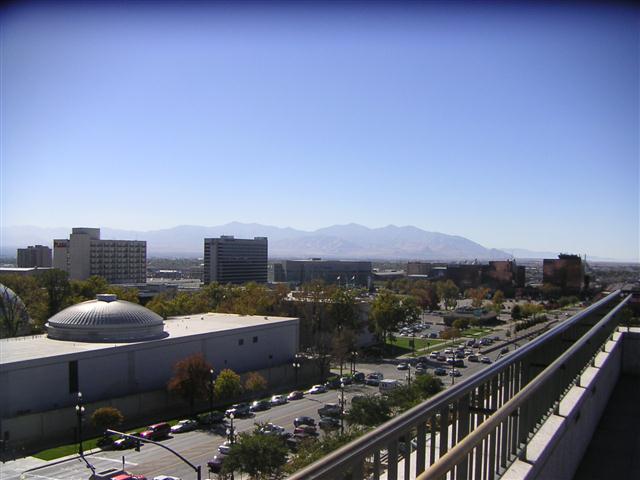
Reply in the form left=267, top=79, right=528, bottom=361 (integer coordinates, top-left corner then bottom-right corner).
left=91, top=407, right=124, bottom=434
left=440, top=327, right=461, bottom=341
left=436, top=280, right=459, bottom=310
left=0, top=274, right=48, bottom=329
left=401, top=296, right=422, bottom=324
left=331, top=328, right=356, bottom=376
left=452, top=318, right=470, bottom=331
left=511, top=304, right=523, bottom=321
left=0, top=284, right=31, bottom=338
left=38, top=269, right=72, bottom=318
left=214, top=368, right=242, bottom=402
left=328, top=289, right=359, bottom=331
left=370, top=291, right=406, bottom=344
left=492, top=290, right=505, bottom=313
left=222, top=430, right=288, bottom=479
left=167, top=353, right=213, bottom=414
left=346, top=395, right=392, bottom=427
left=465, top=287, right=490, bottom=308
left=244, top=372, right=267, bottom=395
left=413, top=374, right=444, bottom=398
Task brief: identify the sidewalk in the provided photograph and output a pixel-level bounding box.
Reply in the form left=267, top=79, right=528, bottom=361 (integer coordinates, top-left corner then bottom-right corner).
left=0, top=448, right=101, bottom=480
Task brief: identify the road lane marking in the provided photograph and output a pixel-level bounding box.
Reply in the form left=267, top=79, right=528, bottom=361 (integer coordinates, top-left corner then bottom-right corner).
left=92, top=456, right=138, bottom=466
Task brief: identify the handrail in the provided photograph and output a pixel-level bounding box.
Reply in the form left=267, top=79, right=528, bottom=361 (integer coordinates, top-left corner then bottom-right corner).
left=416, top=293, right=632, bottom=479
left=289, top=290, right=624, bottom=479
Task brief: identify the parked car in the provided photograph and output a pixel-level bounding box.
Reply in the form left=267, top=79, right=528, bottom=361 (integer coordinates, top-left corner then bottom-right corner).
left=139, top=423, right=171, bottom=441
left=197, top=411, right=224, bottom=425
left=153, top=477, right=181, bottom=480
left=437, top=355, right=447, bottom=362
left=225, top=403, right=250, bottom=417
left=270, top=394, right=288, bottom=406
left=318, top=403, right=342, bottom=417
left=481, top=356, right=492, bottom=364
left=112, top=475, right=147, bottom=480
left=500, top=347, right=510, bottom=355
left=397, top=362, right=409, bottom=370
left=449, top=369, right=462, bottom=377
left=218, top=440, right=233, bottom=455
left=319, top=416, right=340, bottom=430
left=352, top=372, right=365, bottom=383
left=324, top=377, right=342, bottom=389
left=287, top=432, right=316, bottom=451
left=259, top=423, right=287, bottom=437
left=415, top=367, right=427, bottom=376
left=308, top=384, right=327, bottom=394
left=250, top=399, right=271, bottom=412
left=294, top=416, right=316, bottom=427
left=294, top=425, right=318, bottom=436
left=468, top=355, right=479, bottom=362
left=379, top=379, right=401, bottom=393
left=171, top=419, right=197, bottom=434
left=287, top=390, right=304, bottom=401
left=340, top=376, right=353, bottom=385
left=367, top=372, right=384, bottom=380
left=434, top=368, right=447, bottom=376
left=365, top=377, right=380, bottom=386
left=113, top=435, right=138, bottom=450
left=429, top=333, right=438, bottom=338
left=207, top=455, right=226, bottom=473
left=429, top=352, right=439, bottom=359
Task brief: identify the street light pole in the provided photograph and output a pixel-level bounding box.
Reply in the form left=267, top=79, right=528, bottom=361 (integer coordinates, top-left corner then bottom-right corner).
left=209, top=369, right=215, bottom=422
left=339, top=383, right=345, bottom=436
left=292, top=360, right=301, bottom=387
left=75, top=392, right=85, bottom=456
left=406, top=365, right=412, bottom=387
left=226, top=413, right=235, bottom=480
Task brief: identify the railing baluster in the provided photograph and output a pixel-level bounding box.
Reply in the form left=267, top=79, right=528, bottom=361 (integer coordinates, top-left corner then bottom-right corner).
left=388, top=440, right=399, bottom=480
left=417, top=422, right=427, bottom=475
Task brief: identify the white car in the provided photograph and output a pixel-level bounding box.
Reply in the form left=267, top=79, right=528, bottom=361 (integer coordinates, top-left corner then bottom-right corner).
left=218, top=440, right=233, bottom=454
left=270, top=394, right=287, bottom=406
left=170, top=419, right=197, bottom=434
left=308, top=384, right=327, bottom=394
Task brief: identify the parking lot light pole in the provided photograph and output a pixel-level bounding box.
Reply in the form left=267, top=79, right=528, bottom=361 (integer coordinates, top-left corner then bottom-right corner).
left=209, top=369, right=215, bottom=421
left=350, top=351, right=359, bottom=375
left=75, top=392, right=85, bottom=456
left=406, top=365, right=412, bottom=387
left=292, top=360, right=301, bottom=387
left=227, top=413, right=235, bottom=445
left=339, top=383, right=345, bottom=435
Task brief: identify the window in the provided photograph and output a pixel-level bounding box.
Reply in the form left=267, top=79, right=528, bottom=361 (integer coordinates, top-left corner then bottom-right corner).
left=253, top=336, right=258, bottom=343
left=69, top=361, right=78, bottom=393
left=238, top=339, right=244, bottom=346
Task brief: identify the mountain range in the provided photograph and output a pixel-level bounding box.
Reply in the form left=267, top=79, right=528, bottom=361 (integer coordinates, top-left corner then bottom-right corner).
left=1, top=223, right=513, bottom=260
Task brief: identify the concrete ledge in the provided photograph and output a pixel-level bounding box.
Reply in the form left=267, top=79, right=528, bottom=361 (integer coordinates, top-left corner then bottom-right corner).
left=503, top=459, right=533, bottom=479
left=525, top=414, right=565, bottom=463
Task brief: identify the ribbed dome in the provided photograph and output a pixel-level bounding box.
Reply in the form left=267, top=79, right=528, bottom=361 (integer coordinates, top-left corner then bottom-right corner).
left=46, top=294, right=166, bottom=342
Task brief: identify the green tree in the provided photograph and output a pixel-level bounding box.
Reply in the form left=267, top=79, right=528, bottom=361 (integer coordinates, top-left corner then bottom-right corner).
left=413, top=374, right=444, bottom=398
left=244, top=372, right=268, bottom=395
left=385, top=384, right=423, bottom=412
left=440, top=326, right=461, bottom=342
left=285, top=430, right=362, bottom=475
left=167, top=353, right=213, bottom=414
left=465, top=287, right=490, bottom=308
left=436, top=280, right=459, bottom=310
left=346, top=395, right=392, bottom=427
left=0, top=274, right=48, bottom=328
left=38, top=269, right=72, bottom=318
left=452, top=318, right=470, bottom=331
left=0, top=284, right=31, bottom=338
left=401, top=295, right=422, bottom=324
left=370, top=291, right=406, bottom=344
left=91, top=407, right=124, bottom=434
left=511, top=304, right=523, bottom=321
left=214, top=368, right=243, bottom=402
left=222, top=430, right=288, bottom=479
left=328, top=288, right=359, bottom=331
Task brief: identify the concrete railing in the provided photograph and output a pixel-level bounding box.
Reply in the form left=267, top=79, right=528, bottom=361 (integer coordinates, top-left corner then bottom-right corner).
left=288, top=290, right=631, bottom=480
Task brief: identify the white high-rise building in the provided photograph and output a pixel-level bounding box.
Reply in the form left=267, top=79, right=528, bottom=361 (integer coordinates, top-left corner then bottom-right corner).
left=53, top=228, right=146, bottom=283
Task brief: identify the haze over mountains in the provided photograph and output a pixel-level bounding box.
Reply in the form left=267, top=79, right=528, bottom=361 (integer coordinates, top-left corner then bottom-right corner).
left=2, top=223, right=514, bottom=260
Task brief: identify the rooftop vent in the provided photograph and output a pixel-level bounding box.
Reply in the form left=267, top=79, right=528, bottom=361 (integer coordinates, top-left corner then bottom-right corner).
left=96, top=294, right=118, bottom=302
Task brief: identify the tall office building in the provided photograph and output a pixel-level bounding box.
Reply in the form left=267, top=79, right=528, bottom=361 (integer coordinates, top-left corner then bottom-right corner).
left=17, top=245, right=52, bottom=268
left=204, top=236, right=268, bottom=285
left=53, top=228, right=146, bottom=284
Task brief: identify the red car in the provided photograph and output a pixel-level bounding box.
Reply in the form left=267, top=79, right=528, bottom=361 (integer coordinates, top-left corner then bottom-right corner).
left=294, top=425, right=318, bottom=436
left=112, top=475, right=147, bottom=480
left=139, top=422, right=171, bottom=441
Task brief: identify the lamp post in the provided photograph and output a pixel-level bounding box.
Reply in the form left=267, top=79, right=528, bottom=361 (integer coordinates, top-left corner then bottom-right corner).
left=406, top=364, right=412, bottom=387
left=338, top=382, right=345, bottom=435
left=227, top=413, right=235, bottom=445
left=209, top=369, right=215, bottom=423
left=292, top=360, right=301, bottom=387
left=350, top=351, right=359, bottom=375
left=75, top=392, right=85, bottom=456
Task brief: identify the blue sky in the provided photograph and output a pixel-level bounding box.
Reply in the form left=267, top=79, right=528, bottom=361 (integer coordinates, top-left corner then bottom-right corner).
left=1, top=2, right=638, bottom=260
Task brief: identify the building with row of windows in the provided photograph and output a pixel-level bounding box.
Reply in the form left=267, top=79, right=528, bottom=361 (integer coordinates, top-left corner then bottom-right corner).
left=270, top=258, right=372, bottom=287
left=53, top=228, right=146, bottom=284
left=16, top=245, right=52, bottom=268
left=406, top=260, right=526, bottom=290
left=204, top=236, right=268, bottom=284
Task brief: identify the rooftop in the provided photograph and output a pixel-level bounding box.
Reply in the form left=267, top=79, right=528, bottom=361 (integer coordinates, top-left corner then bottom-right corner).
left=0, top=312, right=298, bottom=366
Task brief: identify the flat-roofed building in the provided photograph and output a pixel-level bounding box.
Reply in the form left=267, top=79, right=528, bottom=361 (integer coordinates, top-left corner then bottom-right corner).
left=543, top=254, right=586, bottom=293
left=204, top=236, right=268, bottom=284
left=17, top=245, right=52, bottom=268
left=281, top=258, right=372, bottom=287
left=53, top=228, right=146, bottom=283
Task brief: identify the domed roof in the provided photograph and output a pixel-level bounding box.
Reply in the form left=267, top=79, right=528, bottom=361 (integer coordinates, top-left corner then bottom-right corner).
left=46, top=294, right=166, bottom=342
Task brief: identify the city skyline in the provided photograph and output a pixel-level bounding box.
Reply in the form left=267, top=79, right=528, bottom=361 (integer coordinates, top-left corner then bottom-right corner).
left=2, top=2, right=638, bottom=261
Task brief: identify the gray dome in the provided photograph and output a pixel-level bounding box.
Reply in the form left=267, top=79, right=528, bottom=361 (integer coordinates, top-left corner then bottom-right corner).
left=46, top=294, right=166, bottom=342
